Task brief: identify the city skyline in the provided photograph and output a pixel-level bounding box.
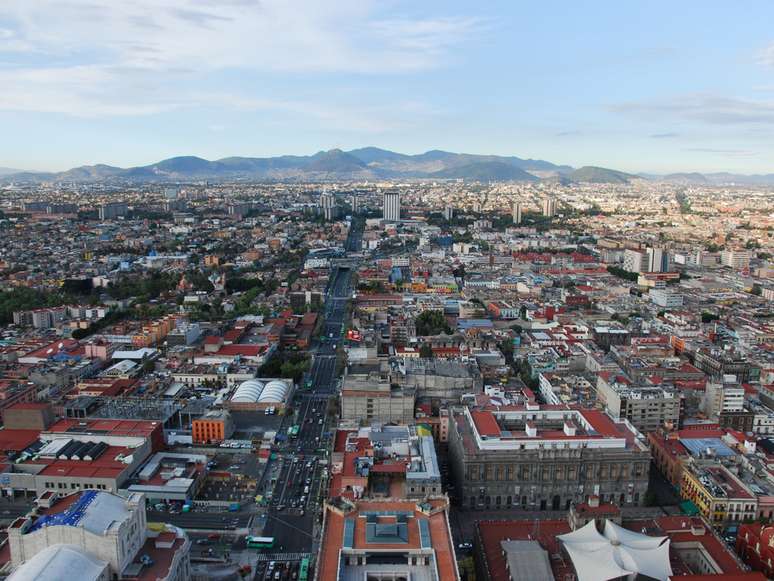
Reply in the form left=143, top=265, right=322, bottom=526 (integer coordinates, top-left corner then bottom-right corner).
left=1, top=1, right=773, bottom=173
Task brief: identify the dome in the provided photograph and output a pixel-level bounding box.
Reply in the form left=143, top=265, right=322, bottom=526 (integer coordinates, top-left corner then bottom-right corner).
left=9, top=544, right=108, bottom=581
left=231, top=380, right=265, bottom=403
left=257, top=380, right=289, bottom=403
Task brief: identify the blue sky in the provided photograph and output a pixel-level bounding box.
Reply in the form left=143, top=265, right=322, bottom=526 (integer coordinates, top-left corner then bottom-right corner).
left=1, top=0, right=773, bottom=173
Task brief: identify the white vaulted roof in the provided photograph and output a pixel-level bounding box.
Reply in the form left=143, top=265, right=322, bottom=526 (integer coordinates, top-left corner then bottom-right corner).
left=9, top=544, right=108, bottom=581
left=557, top=519, right=673, bottom=581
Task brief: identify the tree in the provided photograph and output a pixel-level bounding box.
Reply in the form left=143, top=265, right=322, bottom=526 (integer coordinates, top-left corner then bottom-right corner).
left=606, top=265, right=638, bottom=282
left=415, top=310, right=452, bottom=336
left=498, top=338, right=514, bottom=365
left=419, top=343, right=434, bottom=358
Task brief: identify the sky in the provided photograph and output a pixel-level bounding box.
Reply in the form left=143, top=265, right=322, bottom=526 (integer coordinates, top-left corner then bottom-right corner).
left=1, top=0, right=773, bottom=174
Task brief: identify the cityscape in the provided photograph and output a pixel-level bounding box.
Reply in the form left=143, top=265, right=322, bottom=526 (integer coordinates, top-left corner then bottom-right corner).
left=1, top=2, right=774, bottom=581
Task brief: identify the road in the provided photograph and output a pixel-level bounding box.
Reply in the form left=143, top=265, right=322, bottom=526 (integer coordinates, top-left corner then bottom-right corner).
left=260, top=219, right=362, bottom=558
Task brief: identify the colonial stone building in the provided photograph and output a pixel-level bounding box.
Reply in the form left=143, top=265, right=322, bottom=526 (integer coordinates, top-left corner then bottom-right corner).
left=448, top=405, right=651, bottom=511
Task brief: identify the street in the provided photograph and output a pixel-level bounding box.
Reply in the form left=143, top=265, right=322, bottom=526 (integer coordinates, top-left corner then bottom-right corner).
left=257, top=220, right=362, bottom=559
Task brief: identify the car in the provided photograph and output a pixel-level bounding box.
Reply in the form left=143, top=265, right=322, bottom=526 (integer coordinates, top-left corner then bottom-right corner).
left=458, top=542, right=473, bottom=550
left=196, top=539, right=210, bottom=545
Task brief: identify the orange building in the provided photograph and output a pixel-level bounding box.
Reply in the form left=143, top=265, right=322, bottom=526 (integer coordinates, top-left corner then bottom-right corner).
left=192, top=410, right=234, bottom=444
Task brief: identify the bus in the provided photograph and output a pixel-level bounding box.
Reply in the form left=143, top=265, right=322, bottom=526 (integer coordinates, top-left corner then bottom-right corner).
left=245, top=536, right=275, bottom=549
left=288, top=425, right=300, bottom=439
left=299, top=557, right=310, bottom=581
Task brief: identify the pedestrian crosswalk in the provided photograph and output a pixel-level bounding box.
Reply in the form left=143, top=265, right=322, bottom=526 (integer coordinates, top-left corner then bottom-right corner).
left=254, top=552, right=311, bottom=562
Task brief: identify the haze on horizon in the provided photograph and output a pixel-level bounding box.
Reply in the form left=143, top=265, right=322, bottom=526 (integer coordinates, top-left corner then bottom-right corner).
left=1, top=0, right=773, bottom=175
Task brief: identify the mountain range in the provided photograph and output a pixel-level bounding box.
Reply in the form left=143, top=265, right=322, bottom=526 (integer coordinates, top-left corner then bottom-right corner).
left=2, top=148, right=773, bottom=185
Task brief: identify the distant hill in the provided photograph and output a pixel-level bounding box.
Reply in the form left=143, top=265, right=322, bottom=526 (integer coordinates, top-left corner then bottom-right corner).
left=348, top=147, right=572, bottom=176
left=568, top=166, right=635, bottom=184
left=661, top=172, right=709, bottom=184
left=703, top=172, right=774, bottom=185
left=650, top=172, right=774, bottom=185
left=430, top=161, right=538, bottom=181
left=306, top=149, right=367, bottom=173
left=0, top=167, right=24, bottom=177
left=0, top=147, right=572, bottom=183
left=3, top=148, right=771, bottom=184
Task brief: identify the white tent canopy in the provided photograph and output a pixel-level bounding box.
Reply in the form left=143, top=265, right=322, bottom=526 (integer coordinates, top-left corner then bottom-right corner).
left=557, top=520, right=673, bottom=581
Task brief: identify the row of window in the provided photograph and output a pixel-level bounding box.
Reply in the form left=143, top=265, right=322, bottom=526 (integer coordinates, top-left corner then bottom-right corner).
left=465, top=462, right=646, bottom=481
left=44, top=481, right=108, bottom=491
left=468, top=492, right=641, bottom=509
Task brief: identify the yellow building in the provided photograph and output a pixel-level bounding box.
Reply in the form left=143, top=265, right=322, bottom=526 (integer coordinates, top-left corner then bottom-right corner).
left=680, top=464, right=757, bottom=526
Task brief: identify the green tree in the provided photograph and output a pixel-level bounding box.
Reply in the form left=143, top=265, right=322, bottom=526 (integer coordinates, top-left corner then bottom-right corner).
left=419, top=343, right=434, bottom=358
left=415, top=310, right=452, bottom=336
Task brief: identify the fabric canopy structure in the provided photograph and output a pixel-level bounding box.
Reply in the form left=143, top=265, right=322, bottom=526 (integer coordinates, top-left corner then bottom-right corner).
left=557, top=519, right=673, bottom=581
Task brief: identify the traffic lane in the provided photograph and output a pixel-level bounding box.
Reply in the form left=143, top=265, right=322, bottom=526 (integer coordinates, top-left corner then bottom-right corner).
left=146, top=511, right=251, bottom=531
left=189, top=531, right=244, bottom=554
left=263, top=511, right=315, bottom=553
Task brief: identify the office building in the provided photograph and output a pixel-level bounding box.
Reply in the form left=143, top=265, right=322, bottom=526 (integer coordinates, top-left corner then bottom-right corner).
left=383, top=191, right=401, bottom=222
left=341, top=364, right=415, bottom=424
left=448, top=405, right=650, bottom=511
left=650, top=287, right=684, bottom=308
left=443, top=205, right=454, bottom=221
left=595, top=374, right=681, bottom=433
left=703, top=374, right=745, bottom=419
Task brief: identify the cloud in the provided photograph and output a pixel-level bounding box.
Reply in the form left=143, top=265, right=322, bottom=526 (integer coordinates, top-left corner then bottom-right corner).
left=611, top=94, right=774, bottom=126
left=683, top=147, right=757, bottom=158
left=555, top=130, right=582, bottom=137
left=649, top=132, right=679, bottom=139
left=757, top=42, right=774, bottom=67
left=0, top=1, right=480, bottom=73
left=0, top=1, right=480, bottom=118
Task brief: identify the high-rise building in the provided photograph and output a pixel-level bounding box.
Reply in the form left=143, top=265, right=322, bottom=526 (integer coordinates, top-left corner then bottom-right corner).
left=623, top=249, right=646, bottom=273
left=646, top=247, right=669, bottom=273
left=319, top=190, right=336, bottom=221
left=542, top=198, right=557, bottom=218
left=720, top=249, right=752, bottom=270
left=444, top=205, right=454, bottom=221
left=512, top=202, right=522, bottom=224
left=383, top=191, right=400, bottom=222
left=351, top=194, right=359, bottom=214
left=98, top=202, right=128, bottom=221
